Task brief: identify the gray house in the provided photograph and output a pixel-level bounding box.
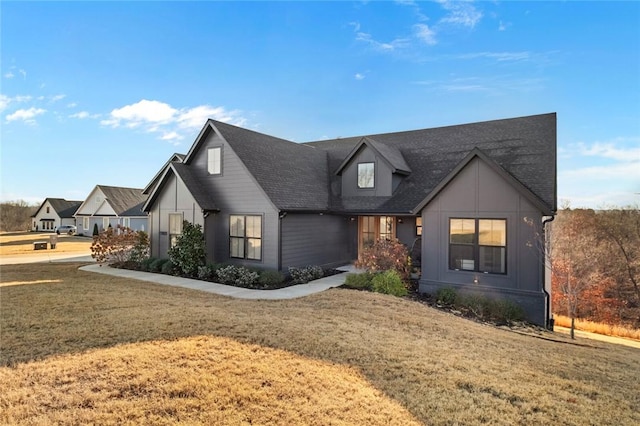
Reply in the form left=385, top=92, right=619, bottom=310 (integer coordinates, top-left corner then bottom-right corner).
left=74, top=185, right=148, bottom=235
left=31, top=198, right=82, bottom=232
left=143, top=113, right=556, bottom=326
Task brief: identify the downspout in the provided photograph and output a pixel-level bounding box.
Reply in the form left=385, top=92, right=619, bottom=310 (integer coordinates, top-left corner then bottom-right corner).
left=278, top=211, right=287, bottom=272
left=542, top=215, right=555, bottom=330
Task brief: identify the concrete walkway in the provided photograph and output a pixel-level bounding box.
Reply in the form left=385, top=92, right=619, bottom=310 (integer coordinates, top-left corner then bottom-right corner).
left=80, top=264, right=358, bottom=300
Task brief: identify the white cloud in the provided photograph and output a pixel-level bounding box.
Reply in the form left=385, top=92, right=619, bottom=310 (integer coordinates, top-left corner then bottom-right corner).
left=0, top=95, right=9, bottom=112
left=69, top=111, right=90, bottom=119
left=19, top=69, right=27, bottom=80
left=67, top=102, right=78, bottom=108
left=560, top=162, right=640, bottom=181
left=6, top=107, right=46, bottom=124
left=105, top=99, right=177, bottom=127
left=349, top=21, right=361, bottom=32
left=577, top=140, right=640, bottom=162
left=455, top=51, right=532, bottom=62
left=356, top=32, right=410, bottom=51
left=101, top=99, right=246, bottom=142
left=438, top=0, right=483, bottom=28
left=355, top=73, right=365, bottom=80
left=50, top=94, right=66, bottom=102
left=413, top=23, right=437, bottom=45
left=4, top=71, right=14, bottom=79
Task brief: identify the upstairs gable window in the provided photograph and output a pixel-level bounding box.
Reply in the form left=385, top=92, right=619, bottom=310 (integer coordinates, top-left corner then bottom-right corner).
left=357, top=162, right=375, bottom=188
left=208, top=147, right=222, bottom=175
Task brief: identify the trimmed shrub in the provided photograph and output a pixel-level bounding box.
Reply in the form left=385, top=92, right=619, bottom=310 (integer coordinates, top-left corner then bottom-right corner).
left=490, top=299, right=525, bottom=324
left=197, top=263, right=220, bottom=281
left=355, top=239, right=410, bottom=281
left=343, top=272, right=374, bottom=290
left=92, top=223, right=99, bottom=236
left=140, top=257, right=156, bottom=272
left=288, top=265, right=324, bottom=284
left=216, top=265, right=259, bottom=287
left=258, top=270, right=286, bottom=287
left=161, top=259, right=177, bottom=275
left=168, top=221, right=206, bottom=277
left=371, top=270, right=407, bottom=297
left=149, top=258, right=168, bottom=273
left=436, top=287, right=457, bottom=306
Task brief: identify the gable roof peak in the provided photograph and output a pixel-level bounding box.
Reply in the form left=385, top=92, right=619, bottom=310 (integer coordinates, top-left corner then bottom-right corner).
left=335, top=135, right=411, bottom=176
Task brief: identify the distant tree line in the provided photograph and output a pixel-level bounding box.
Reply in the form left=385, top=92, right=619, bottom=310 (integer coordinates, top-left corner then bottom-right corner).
left=0, top=200, right=37, bottom=232
left=550, top=206, right=640, bottom=330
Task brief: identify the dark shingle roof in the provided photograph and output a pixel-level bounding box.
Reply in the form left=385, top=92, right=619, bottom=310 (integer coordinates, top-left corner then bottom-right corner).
left=98, top=186, right=148, bottom=216
left=211, top=120, right=330, bottom=211
left=172, top=163, right=218, bottom=211
left=164, top=113, right=556, bottom=215
left=306, top=113, right=557, bottom=214
left=143, top=153, right=185, bottom=194
left=32, top=198, right=82, bottom=218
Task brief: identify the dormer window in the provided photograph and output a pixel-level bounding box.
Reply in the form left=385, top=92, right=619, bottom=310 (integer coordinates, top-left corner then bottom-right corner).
left=357, top=162, right=375, bottom=188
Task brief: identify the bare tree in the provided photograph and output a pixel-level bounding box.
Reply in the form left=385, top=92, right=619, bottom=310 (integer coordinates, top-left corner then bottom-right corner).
left=0, top=200, right=37, bottom=232
left=525, top=207, right=599, bottom=338
left=592, top=206, right=640, bottom=325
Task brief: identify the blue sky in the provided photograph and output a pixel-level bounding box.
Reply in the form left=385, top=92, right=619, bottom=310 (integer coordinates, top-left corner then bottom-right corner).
left=1, top=1, right=638, bottom=208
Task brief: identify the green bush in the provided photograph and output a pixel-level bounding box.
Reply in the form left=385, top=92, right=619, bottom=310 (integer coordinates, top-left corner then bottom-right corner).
left=197, top=263, right=220, bottom=281
left=216, top=265, right=259, bottom=287
left=490, top=299, right=525, bottom=324
left=92, top=223, right=99, bottom=236
left=371, top=270, right=407, bottom=297
left=140, top=257, right=156, bottom=272
left=288, top=265, right=324, bottom=284
left=161, top=259, right=177, bottom=275
left=168, top=221, right=206, bottom=277
left=258, top=270, right=286, bottom=287
left=149, top=258, right=168, bottom=273
left=343, top=272, right=374, bottom=290
left=436, top=287, right=457, bottom=306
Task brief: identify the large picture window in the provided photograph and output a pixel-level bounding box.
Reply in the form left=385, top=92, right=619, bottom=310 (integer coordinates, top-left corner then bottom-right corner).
left=230, top=215, right=262, bottom=260
left=449, top=218, right=506, bottom=274
left=357, top=162, right=375, bottom=188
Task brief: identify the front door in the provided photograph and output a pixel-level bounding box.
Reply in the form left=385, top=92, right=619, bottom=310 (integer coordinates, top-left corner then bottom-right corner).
left=358, top=216, right=396, bottom=256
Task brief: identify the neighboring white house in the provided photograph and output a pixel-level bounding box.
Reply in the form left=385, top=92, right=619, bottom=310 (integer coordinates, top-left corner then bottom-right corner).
left=74, top=185, right=148, bottom=236
left=31, top=198, right=82, bottom=232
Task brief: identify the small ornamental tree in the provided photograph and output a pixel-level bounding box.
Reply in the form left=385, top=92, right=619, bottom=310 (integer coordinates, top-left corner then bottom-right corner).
left=355, top=239, right=411, bottom=281
left=168, top=221, right=206, bottom=277
left=91, top=225, right=150, bottom=265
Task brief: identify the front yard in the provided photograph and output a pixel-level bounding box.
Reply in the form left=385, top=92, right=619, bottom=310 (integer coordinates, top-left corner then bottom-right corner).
left=1, top=263, right=639, bottom=425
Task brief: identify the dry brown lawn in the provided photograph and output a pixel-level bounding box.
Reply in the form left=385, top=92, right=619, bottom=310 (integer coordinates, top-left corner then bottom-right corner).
left=0, top=232, right=92, bottom=256
left=1, top=263, right=639, bottom=425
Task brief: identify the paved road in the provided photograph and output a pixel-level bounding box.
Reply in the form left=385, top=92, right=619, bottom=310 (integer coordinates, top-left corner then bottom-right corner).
left=554, top=325, right=640, bottom=349
left=0, top=252, right=94, bottom=265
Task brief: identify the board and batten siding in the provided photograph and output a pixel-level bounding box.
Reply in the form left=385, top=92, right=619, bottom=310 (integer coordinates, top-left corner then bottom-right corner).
left=419, top=157, right=547, bottom=326
left=281, top=213, right=355, bottom=270
left=188, top=130, right=279, bottom=269
left=148, top=172, right=204, bottom=258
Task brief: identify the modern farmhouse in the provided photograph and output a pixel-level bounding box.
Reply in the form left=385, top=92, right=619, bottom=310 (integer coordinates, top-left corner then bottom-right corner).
left=143, top=113, right=557, bottom=326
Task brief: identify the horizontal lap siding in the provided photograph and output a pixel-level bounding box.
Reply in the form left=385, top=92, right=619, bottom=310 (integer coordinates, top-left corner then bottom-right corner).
left=281, top=214, right=353, bottom=269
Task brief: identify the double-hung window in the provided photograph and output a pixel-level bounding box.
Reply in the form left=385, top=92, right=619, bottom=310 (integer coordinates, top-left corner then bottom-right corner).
left=208, top=147, right=222, bottom=175
left=83, top=217, right=90, bottom=231
left=449, top=218, right=506, bottom=274
left=230, top=215, right=262, bottom=260
left=169, top=213, right=183, bottom=248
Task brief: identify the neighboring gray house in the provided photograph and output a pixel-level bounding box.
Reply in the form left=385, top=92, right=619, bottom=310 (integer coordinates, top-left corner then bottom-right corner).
left=74, top=185, right=148, bottom=235
left=143, top=113, right=557, bottom=326
left=31, top=198, right=82, bottom=232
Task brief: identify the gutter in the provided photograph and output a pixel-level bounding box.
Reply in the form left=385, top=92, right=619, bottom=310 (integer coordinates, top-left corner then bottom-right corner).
left=542, top=215, right=555, bottom=329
